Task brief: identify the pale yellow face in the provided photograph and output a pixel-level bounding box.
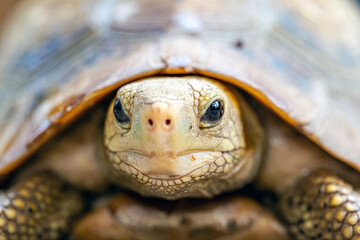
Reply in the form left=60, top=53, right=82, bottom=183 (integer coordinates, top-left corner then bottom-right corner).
left=104, top=76, right=261, bottom=199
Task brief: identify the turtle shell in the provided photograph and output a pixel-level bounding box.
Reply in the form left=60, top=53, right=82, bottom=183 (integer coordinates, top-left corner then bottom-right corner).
left=0, top=0, right=360, bottom=176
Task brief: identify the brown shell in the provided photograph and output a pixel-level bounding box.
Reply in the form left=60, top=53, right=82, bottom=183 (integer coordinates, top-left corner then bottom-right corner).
left=0, top=0, right=360, bottom=176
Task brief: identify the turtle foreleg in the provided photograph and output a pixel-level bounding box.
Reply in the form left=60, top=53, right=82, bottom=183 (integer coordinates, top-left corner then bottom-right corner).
left=280, top=171, right=360, bottom=240
left=0, top=173, right=84, bottom=240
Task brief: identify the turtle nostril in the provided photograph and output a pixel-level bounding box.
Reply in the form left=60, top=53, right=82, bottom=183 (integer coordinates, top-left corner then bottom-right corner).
left=148, top=119, right=153, bottom=126
left=165, top=119, right=171, bottom=125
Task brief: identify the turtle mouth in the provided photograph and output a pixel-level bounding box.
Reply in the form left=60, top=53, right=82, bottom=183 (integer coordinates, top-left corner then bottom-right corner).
left=106, top=148, right=243, bottom=197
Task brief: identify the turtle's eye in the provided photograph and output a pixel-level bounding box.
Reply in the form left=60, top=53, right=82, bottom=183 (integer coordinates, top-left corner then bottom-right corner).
left=200, top=100, right=224, bottom=124
left=113, top=99, right=130, bottom=124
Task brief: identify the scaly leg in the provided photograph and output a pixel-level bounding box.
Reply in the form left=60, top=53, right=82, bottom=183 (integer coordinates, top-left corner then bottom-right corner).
left=280, top=171, right=360, bottom=240
left=0, top=173, right=83, bottom=240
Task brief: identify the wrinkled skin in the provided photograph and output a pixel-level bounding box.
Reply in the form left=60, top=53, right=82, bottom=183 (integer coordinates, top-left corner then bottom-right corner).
left=104, top=77, right=263, bottom=200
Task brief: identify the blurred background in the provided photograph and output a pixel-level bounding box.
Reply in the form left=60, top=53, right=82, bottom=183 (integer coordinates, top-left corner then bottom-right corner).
left=1, top=0, right=360, bottom=31
left=0, top=0, right=18, bottom=30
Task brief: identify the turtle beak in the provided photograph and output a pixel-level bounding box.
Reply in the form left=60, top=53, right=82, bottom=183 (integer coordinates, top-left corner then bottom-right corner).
left=139, top=101, right=191, bottom=158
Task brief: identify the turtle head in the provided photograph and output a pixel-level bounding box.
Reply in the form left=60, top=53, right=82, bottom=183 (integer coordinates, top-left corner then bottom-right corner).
left=104, top=76, right=263, bottom=200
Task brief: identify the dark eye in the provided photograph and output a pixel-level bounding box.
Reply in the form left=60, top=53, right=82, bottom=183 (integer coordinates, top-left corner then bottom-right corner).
left=201, top=100, right=224, bottom=123
left=113, top=99, right=130, bottom=123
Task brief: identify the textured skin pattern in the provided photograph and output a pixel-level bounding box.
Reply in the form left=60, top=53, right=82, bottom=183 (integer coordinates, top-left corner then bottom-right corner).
left=0, top=174, right=83, bottom=240
left=280, top=171, right=360, bottom=240
left=106, top=148, right=242, bottom=197
left=103, top=77, right=263, bottom=199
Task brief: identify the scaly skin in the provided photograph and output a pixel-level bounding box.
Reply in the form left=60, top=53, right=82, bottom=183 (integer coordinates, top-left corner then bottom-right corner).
left=103, top=76, right=264, bottom=200
left=0, top=173, right=83, bottom=240
left=280, top=171, right=360, bottom=240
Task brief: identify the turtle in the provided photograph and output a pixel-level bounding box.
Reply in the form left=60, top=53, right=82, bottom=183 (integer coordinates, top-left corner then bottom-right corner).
left=0, top=0, right=360, bottom=239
